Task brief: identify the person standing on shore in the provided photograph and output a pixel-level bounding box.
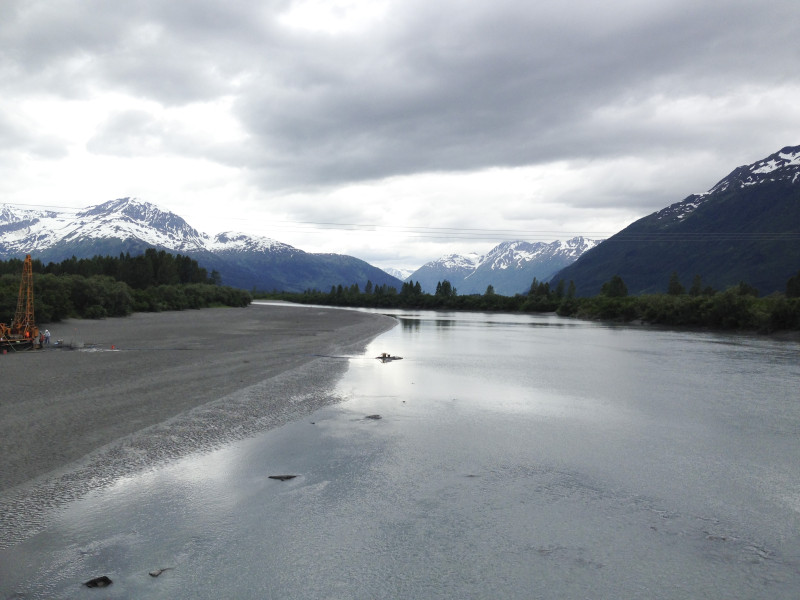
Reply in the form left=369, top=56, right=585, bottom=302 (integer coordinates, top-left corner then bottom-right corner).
left=44, top=329, right=50, bottom=345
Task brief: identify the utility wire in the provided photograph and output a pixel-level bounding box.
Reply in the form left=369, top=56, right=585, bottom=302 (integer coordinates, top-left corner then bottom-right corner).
left=2, top=201, right=798, bottom=243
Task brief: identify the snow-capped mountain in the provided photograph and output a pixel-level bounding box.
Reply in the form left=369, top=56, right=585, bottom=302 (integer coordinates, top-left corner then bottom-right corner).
left=555, top=144, right=800, bottom=296
left=408, top=252, right=481, bottom=292
left=409, top=237, right=601, bottom=295
left=655, top=146, right=800, bottom=224
left=0, top=198, right=207, bottom=256
left=382, top=267, right=415, bottom=281
left=475, top=238, right=598, bottom=273
left=710, top=145, right=800, bottom=192
left=207, top=231, right=296, bottom=254
left=0, top=197, right=401, bottom=292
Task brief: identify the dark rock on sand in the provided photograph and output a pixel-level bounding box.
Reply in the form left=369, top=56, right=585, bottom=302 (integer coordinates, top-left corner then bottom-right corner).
left=84, top=575, right=112, bottom=588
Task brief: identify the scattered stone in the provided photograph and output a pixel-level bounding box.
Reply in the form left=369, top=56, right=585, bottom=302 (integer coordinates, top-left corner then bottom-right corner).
left=365, top=414, right=382, bottom=420
left=269, top=475, right=297, bottom=481
left=84, top=575, right=112, bottom=588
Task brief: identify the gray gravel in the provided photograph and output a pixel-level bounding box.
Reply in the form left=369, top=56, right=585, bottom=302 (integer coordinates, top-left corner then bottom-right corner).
left=0, top=304, right=395, bottom=546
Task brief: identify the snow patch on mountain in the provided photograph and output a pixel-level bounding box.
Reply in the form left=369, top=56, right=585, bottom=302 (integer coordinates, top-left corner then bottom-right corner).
left=655, top=194, right=705, bottom=221
left=209, top=232, right=295, bottom=254
left=752, top=149, right=800, bottom=174
left=382, top=267, right=414, bottom=281
left=657, top=145, right=800, bottom=222
left=709, top=145, right=800, bottom=194
left=438, top=253, right=482, bottom=271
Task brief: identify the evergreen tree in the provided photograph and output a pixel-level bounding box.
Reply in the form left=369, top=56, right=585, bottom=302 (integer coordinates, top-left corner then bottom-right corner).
left=735, top=281, right=759, bottom=297
left=667, top=271, right=685, bottom=296
left=689, top=274, right=703, bottom=296
left=435, top=280, right=455, bottom=298
left=555, top=279, right=565, bottom=300
left=529, top=278, right=540, bottom=295
left=786, top=270, right=800, bottom=298
left=601, top=275, right=628, bottom=298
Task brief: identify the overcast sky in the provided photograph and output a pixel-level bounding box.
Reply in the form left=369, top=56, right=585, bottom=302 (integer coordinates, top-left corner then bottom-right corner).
left=2, top=0, right=799, bottom=271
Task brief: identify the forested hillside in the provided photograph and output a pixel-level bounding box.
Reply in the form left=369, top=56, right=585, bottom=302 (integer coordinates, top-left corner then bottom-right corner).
left=552, top=146, right=800, bottom=296
left=0, top=249, right=251, bottom=323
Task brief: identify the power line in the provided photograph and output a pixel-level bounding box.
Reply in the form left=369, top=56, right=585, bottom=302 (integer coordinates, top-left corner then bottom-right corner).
left=0, top=200, right=615, bottom=239
left=2, top=201, right=798, bottom=243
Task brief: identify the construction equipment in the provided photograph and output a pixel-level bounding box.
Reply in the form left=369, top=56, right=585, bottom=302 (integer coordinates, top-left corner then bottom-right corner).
left=1, top=254, right=39, bottom=351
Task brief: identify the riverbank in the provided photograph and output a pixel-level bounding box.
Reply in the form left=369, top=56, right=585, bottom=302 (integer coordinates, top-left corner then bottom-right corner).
left=3, top=309, right=798, bottom=598
left=0, top=304, right=395, bottom=504
left=262, top=287, right=800, bottom=334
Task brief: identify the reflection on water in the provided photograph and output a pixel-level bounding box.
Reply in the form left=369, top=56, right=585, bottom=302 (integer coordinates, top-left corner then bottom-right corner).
left=398, top=316, right=420, bottom=332
left=2, top=310, right=800, bottom=599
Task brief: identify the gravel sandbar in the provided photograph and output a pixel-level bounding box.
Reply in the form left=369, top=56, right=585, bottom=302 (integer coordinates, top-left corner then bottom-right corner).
left=0, top=303, right=395, bottom=494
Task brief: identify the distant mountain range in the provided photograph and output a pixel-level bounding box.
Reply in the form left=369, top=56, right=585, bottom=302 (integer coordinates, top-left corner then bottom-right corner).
left=2, top=145, right=797, bottom=297
left=0, top=198, right=601, bottom=296
left=554, top=145, right=800, bottom=296
left=408, top=238, right=602, bottom=295
left=0, top=198, right=402, bottom=292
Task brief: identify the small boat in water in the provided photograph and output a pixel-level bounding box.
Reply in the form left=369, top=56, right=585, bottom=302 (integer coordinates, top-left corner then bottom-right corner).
left=376, top=352, right=403, bottom=362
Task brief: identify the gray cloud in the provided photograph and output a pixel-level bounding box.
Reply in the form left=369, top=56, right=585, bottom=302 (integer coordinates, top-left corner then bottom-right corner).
left=86, top=110, right=167, bottom=157
left=0, top=110, right=67, bottom=160
left=231, top=0, right=800, bottom=189
left=5, top=0, right=798, bottom=174
left=2, top=0, right=799, bottom=265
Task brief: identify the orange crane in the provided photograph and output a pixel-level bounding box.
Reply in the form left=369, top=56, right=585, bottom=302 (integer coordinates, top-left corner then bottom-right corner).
left=1, top=254, right=40, bottom=350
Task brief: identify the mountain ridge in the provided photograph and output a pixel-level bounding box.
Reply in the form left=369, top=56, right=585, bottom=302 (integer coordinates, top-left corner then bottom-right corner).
left=3, top=145, right=797, bottom=296
left=552, top=145, right=800, bottom=296
left=0, top=198, right=402, bottom=292
left=409, top=237, right=602, bottom=295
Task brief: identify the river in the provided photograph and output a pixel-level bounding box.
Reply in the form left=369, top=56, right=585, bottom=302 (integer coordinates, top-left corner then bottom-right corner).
left=1, top=309, right=799, bottom=599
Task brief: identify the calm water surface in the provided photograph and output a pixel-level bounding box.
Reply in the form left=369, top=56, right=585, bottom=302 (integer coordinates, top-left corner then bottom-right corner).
left=2, top=310, right=799, bottom=599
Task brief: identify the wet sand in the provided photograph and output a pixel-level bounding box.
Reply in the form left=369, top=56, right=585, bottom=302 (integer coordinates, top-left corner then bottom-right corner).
left=0, top=303, right=396, bottom=495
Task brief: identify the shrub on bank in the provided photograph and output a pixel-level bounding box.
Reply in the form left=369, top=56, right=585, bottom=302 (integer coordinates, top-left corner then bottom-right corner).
left=256, top=275, right=800, bottom=333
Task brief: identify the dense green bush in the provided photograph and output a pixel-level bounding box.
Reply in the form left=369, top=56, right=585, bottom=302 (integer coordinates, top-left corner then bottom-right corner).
left=1, top=253, right=251, bottom=323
